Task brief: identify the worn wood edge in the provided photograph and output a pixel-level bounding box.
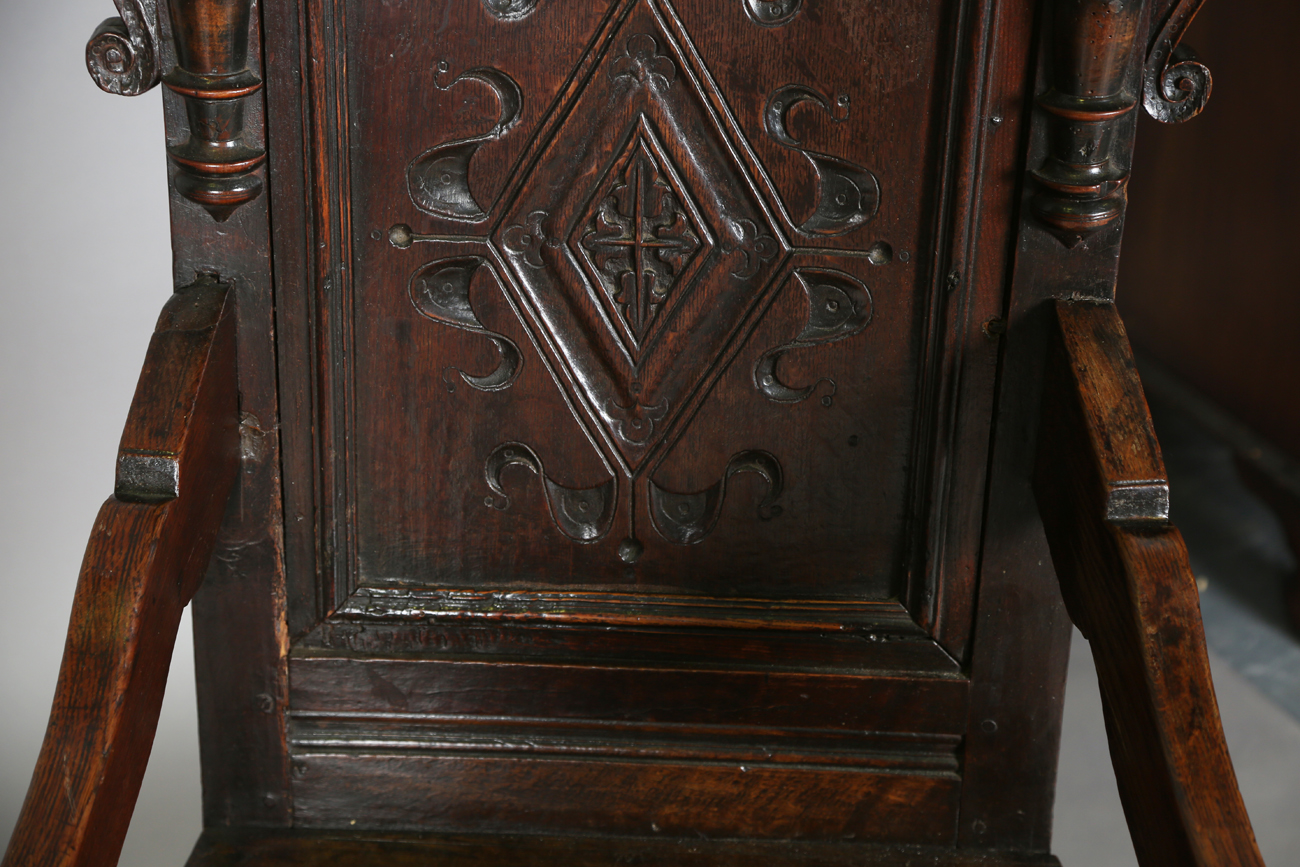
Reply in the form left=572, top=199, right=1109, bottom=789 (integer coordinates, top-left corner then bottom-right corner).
left=332, top=588, right=926, bottom=635
left=1052, top=299, right=1170, bottom=525
left=116, top=273, right=235, bottom=503
left=1110, top=529, right=1264, bottom=866
left=1, top=282, right=239, bottom=867
left=185, top=827, right=1062, bottom=867
left=1034, top=298, right=1264, bottom=867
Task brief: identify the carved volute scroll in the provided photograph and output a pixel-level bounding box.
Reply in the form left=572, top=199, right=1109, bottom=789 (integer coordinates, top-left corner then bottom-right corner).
left=163, top=0, right=265, bottom=220
left=754, top=269, right=873, bottom=405
left=484, top=443, right=617, bottom=543
left=86, top=0, right=161, bottom=96
left=408, top=257, right=522, bottom=392
left=86, top=0, right=265, bottom=219
left=764, top=85, right=881, bottom=236
left=1030, top=0, right=1145, bottom=246
left=408, top=65, right=523, bottom=222
left=649, top=451, right=784, bottom=545
left=1143, top=0, right=1212, bottom=123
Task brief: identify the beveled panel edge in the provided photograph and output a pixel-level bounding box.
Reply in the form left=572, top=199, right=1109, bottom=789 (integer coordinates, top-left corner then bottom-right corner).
left=287, top=655, right=969, bottom=734
left=294, top=588, right=963, bottom=674
left=295, top=620, right=961, bottom=676
left=335, top=587, right=923, bottom=633
left=288, top=712, right=962, bottom=773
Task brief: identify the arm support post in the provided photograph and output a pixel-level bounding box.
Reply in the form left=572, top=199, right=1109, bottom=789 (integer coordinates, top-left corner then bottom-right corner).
left=1034, top=299, right=1263, bottom=867
left=2, top=276, right=239, bottom=867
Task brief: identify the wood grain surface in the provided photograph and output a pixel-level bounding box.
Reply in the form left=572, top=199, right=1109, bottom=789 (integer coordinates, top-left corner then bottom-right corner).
left=2, top=279, right=238, bottom=867
left=1036, top=299, right=1264, bottom=867
left=8, top=0, right=1265, bottom=862
left=184, top=828, right=1063, bottom=867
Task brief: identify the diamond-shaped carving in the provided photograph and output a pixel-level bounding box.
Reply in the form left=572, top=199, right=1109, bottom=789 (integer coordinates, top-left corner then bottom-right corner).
left=492, top=2, right=785, bottom=473
left=574, top=121, right=710, bottom=359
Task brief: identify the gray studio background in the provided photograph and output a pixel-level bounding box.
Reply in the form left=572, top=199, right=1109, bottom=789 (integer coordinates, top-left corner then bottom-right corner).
left=2, top=2, right=1297, bottom=865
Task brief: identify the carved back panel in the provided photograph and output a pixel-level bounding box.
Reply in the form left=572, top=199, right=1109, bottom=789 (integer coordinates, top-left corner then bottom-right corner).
left=239, top=0, right=1065, bottom=846
left=347, top=0, right=946, bottom=620
left=298, top=0, right=999, bottom=638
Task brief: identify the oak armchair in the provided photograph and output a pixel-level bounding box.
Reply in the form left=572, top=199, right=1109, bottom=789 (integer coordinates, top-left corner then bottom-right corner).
left=3, top=0, right=1264, bottom=865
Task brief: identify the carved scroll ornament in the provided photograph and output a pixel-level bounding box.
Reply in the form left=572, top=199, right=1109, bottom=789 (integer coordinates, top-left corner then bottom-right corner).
left=765, top=85, right=880, bottom=237
left=1143, top=0, right=1212, bottom=123
left=483, top=443, right=785, bottom=558
left=86, top=0, right=161, bottom=96
left=754, top=269, right=873, bottom=405
left=485, top=443, right=617, bottom=543
left=408, top=65, right=523, bottom=222
left=408, top=257, right=522, bottom=393
left=86, top=0, right=266, bottom=220
left=649, top=451, right=784, bottom=545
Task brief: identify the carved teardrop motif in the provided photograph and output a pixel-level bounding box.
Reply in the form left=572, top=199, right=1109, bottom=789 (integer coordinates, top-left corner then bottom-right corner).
left=407, top=65, right=523, bottom=222
left=765, top=84, right=880, bottom=236
left=408, top=257, right=522, bottom=392
left=742, top=0, right=803, bottom=26
left=480, top=0, right=538, bottom=21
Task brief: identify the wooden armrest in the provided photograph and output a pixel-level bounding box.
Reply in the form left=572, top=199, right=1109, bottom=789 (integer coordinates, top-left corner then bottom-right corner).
left=3, top=276, right=239, bottom=867
left=1034, top=299, right=1263, bottom=867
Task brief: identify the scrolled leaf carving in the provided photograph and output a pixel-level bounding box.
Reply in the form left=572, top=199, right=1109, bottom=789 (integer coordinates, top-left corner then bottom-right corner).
left=484, top=442, right=616, bottom=542
left=86, top=0, right=161, bottom=96
left=764, top=85, right=880, bottom=236
left=649, top=451, right=784, bottom=545
left=409, top=257, right=521, bottom=393
left=408, top=65, right=523, bottom=222
left=754, top=269, right=873, bottom=404
left=1143, top=0, right=1212, bottom=124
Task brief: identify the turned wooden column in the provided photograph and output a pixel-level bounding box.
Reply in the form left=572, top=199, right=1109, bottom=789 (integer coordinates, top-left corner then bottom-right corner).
left=1031, top=0, right=1213, bottom=246
left=1030, top=0, right=1144, bottom=246
left=87, top=0, right=263, bottom=221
